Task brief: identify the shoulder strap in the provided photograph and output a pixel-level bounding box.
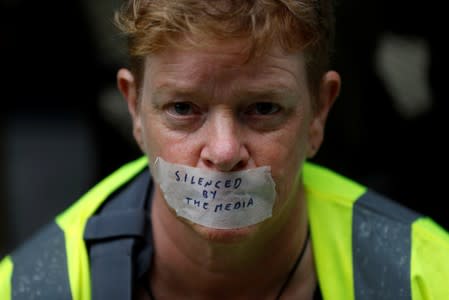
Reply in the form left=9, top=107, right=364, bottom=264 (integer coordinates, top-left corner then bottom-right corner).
left=83, top=169, right=154, bottom=300
left=306, top=163, right=422, bottom=300
left=352, top=190, right=421, bottom=300
left=10, top=222, right=72, bottom=300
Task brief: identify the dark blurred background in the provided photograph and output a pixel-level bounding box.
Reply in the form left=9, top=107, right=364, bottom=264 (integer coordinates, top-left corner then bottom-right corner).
left=1, top=1, right=447, bottom=258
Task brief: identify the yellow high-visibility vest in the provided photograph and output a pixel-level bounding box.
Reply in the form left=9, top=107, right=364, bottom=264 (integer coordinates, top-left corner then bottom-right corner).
left=1, top=156, right=448, bottom=299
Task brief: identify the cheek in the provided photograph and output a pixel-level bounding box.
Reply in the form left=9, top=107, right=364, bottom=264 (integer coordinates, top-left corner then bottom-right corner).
left=140, top=112, right=167, bottom=161
left=253, top=122, right=308, bottom=203
left=270, top=141, right=305, bottom=197
left=141, top=115, right=202, bottom=164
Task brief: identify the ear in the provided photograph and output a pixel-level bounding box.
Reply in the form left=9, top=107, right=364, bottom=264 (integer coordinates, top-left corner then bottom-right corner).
left=307, top=70, right=341, bottom=158
left=117, top=68, right=145, bottom=152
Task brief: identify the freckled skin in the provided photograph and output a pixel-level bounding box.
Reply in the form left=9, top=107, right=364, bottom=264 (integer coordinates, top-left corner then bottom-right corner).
left=118, top=38, right=339, bottom=241
left=117, top=38, right=340, bottom=298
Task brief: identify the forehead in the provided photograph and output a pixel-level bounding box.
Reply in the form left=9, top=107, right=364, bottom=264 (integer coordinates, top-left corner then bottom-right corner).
left=143, top=38, right=307, bottom=93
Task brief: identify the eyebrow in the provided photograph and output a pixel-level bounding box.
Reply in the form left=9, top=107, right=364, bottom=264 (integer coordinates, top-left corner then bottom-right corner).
left=234, top=89, right=295, bottom=103
left=152, top=84, right=202, bottom=100
left=153, top=85, right=296, bottom=103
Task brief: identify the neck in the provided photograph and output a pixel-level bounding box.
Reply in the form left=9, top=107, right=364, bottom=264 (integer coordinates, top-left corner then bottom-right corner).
left=149, top=185, right=313, bottom=299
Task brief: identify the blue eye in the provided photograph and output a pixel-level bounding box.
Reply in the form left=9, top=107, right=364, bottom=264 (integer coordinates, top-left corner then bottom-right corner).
left=163, top=101, right=203, bottom=130
left=170, top=102, right=195, bottom=115
left=250, top=102, right=281, bottom=115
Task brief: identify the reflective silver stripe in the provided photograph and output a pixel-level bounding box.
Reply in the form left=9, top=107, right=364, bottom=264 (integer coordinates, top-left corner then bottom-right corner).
left=11, top=222, right=72, bottom=300
left=352, top=190, right=420, bottom=300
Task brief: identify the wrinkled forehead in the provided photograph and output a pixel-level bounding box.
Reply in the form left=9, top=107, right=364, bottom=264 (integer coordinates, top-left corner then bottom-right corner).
left=146, top=34, right=305, bottom=68
left=142, top=38, right=308, bottom=96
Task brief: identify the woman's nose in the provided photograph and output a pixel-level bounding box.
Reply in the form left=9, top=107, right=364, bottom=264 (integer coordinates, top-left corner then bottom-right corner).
left=199, top=113, right=249, bottom=172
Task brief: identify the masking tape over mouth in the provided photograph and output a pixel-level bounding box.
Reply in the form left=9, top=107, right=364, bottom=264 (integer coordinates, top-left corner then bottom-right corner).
left=152, top=157, right=276, bottom=229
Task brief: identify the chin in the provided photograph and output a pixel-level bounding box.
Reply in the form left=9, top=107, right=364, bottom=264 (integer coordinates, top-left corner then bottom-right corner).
left=187, top=220, right=263, bottom=244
